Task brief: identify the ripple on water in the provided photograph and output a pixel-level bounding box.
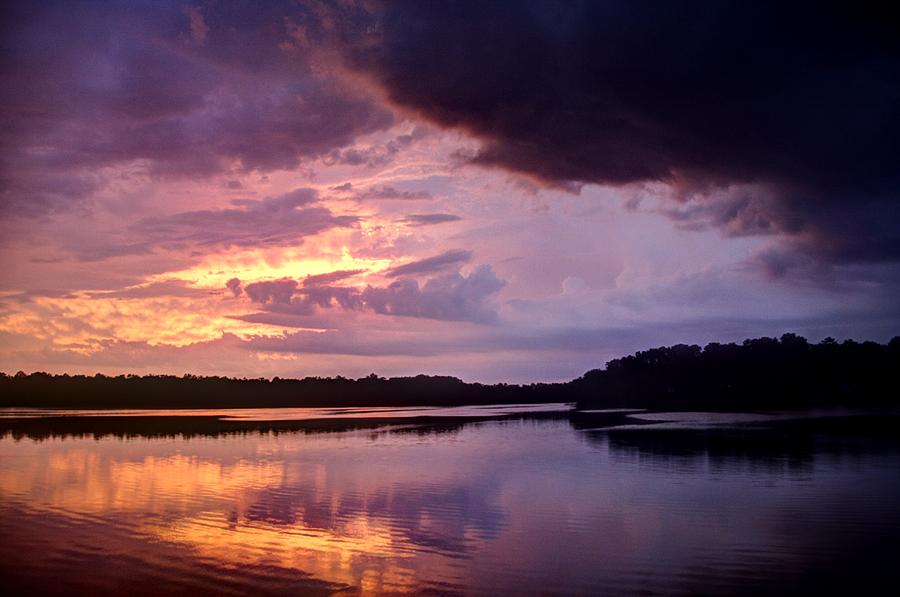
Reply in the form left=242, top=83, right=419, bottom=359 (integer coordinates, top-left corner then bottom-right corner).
left=2, top=416, right=900, bottom=595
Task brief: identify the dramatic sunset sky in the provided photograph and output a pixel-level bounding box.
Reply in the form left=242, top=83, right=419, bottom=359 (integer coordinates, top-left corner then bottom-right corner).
left=1, top=1, right=898, bottom=381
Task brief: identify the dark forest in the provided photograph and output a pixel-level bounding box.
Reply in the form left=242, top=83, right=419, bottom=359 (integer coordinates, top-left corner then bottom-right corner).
left=4, top=334, right=898, bottom=411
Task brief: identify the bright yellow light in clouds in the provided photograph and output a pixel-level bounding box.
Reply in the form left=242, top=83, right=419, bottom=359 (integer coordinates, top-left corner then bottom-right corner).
left=0, top=241, right=395, bottom=352
left=0, top=291, right=288, bottom=351
left=0, top=230, right=403, bottom=353
left=152, top=245, right=392, bottom=289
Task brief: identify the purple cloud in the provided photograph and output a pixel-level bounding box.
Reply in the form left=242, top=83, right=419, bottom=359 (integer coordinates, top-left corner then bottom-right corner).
left=225, top=278, right=242, bottom=297
left=322, top=127, right=428, bottom=168
left=237, top=264, right=506, bottom=323
left=131, top=188, right=356, bottom=249
left=1, top=1, right=394, bottom=215
left=400, top=214, right=462, bottom=226
left=385, top=250, right=472, bottom=278
left=87, top=280, right=214, bottom=300
left=332, top=184, right=432, bottom=201
left=363, top=265, right=505, bottom=323
left=244, top=279, right=299, bottom=306
left=303, top=269, right=366, bottom=287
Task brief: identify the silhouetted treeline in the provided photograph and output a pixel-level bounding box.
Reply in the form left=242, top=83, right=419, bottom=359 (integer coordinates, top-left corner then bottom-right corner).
left=0, top=372, right=558, bottom=409
left=2, top=334, right=899, bottom=410
left=571, top=334, right=900, bottom=410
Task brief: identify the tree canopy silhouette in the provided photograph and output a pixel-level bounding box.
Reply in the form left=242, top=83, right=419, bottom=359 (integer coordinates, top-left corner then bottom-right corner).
left=2, top=334, right=898, bottom=411
left=570, top=334, right=900, bottom=410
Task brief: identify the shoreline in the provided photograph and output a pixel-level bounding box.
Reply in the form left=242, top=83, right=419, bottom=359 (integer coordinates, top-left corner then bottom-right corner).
left=3, top=407, right=898, bottom=443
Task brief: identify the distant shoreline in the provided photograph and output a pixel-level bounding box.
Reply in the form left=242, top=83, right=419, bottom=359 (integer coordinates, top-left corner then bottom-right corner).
left=3, top=334, right=898, bottom=412
left=3, top=408, right=899, bottom=444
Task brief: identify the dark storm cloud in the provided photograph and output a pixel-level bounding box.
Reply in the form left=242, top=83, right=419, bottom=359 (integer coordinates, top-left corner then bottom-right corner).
left=344, top=1, right=900, bottom=267
left=384, top=249, right=472, bottom=278
left=0, top=0, right=394, bottom=215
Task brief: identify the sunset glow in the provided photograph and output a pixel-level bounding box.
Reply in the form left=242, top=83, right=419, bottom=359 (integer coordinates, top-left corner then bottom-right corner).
left=3, top=4, right=900, bottom=596
left=1, top=1, right=898, bottom=382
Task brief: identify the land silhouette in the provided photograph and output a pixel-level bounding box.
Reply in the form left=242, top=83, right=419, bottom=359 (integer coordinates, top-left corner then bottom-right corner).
left=3, top=334, right=898, bottom=412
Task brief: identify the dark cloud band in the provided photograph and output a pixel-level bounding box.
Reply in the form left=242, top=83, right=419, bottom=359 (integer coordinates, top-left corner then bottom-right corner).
left=343, top=0, right=900, bottom=268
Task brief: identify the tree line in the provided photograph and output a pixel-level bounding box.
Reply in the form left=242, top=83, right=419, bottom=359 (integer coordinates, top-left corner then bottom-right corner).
left=0, top=371, right=557, bottom=409
left=2, top=334, right=898, bottom=410
left=570, top=334, right=900, bottom=410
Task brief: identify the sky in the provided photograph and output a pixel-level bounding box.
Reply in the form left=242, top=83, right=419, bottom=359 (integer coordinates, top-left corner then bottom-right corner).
left=1, top=0, right=899, bottom=382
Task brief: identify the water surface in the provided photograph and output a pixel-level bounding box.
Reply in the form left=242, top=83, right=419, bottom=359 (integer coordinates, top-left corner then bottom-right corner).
left=2, top=409, right=899, bottom=595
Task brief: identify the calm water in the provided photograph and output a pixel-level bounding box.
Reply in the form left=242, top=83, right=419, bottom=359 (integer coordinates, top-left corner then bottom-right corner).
left=2, top=410, right=900, bottom=595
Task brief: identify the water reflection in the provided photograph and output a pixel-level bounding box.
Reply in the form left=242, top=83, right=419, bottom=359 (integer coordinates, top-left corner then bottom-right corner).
left=2, top=416, right=900, bottom=595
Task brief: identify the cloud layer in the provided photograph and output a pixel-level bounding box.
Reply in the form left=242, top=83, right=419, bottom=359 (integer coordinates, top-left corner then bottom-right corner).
left=238, top=263, right=505, bottom=324
left=2, top=1, right=898, bottom=382
left=1, top=0, right=393, bottom=215
left=132, top=188, right=356, bottom=249
left=345, top=1, right=900, bottom=267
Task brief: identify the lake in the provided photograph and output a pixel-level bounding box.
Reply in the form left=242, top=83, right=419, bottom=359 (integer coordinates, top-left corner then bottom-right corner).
left=1, top=407, right=899, bottom=595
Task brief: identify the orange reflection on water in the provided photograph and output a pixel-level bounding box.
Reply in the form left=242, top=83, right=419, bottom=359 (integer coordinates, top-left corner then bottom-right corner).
left=0, top=450, right=285, bottom=514
left=0, top=434, right=464, bottom=594
left=152, top=512, right=421, bottom=595
left=4, top=417, right=900, bottom=595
